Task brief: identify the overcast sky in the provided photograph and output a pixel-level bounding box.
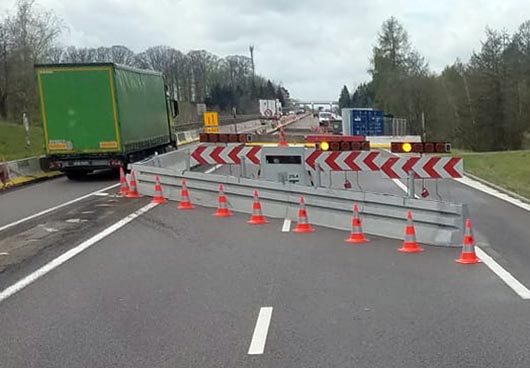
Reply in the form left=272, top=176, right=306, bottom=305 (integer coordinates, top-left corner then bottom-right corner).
left=2, top=0, right=530, bottom=101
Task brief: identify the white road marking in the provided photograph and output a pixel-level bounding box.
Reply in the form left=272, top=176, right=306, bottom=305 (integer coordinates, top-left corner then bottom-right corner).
left=248, top=307, right=273, bottom=355
left=65, top=218, right=88, bottom=224
left=474, top=246, right=530, bottom=299
left=0, top=202, right=158, bottom=304
left=0, top=183, right=120, bottom=232
left=281, top=219, right=291, bottom=232
left=205, top=164, right=223, bottom=174
left=0, top=252, right=8, bottom=256
left=93, top=192, right=110, bottom=197
left=456, top=176, right=530, bottom=213
left=390, top=173, right=530, bottom=299
left=391, top=178, right=407, bottom=194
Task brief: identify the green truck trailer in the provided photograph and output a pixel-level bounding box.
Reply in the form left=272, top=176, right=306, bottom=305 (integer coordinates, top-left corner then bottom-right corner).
left=35, top=63, right=177, bottom=179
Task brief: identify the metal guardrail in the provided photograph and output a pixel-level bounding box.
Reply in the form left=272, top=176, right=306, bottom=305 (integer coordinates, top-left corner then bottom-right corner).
left=174, top=114, right=264, bottom=132
left=131, top=161, right=468, bottom=247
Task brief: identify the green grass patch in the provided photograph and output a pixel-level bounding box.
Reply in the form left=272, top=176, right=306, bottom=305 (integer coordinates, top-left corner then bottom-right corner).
left=0, top=121, right=45, bottom=161
left=457, top=150, right=530, bottom=199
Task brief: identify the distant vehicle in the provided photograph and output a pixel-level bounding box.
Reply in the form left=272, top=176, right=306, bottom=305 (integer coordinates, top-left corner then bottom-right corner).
left=35, top=63, right=178, bottom=180
left=296, top=109, right=305, bottom=115
left=288, top=110, right=295, bottom=115
left=318, top=111, right=332, bottom=126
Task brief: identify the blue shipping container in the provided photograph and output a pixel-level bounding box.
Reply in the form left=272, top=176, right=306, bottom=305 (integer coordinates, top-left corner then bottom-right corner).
left=349, top=109, right=384, bottom=136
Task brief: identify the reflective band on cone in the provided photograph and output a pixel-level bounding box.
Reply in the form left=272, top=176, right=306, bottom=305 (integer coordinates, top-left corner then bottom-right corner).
left=119, top=167, right=129, bottom=195
left=398, top=211, right=424, bottom=253
left=126, top=170, right=140, bottom=198
left=178, top=179, right=194, bottom=210
left=345, top=204, right=369, bottom=243
left=293, top=196, right=315, bottom=233
left=214, top=184, right=232, bottom=217
left=456, top=219, right=480, bottom=264
left=151, top=175, right=167, bottom=204
left=248, top=190, right=268, bottom=225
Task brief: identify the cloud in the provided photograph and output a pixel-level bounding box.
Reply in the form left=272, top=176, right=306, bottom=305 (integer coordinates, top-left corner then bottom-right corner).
left=4, top=0, right=530, bottom=100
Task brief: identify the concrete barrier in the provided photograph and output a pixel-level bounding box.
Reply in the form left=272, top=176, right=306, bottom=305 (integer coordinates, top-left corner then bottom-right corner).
left=131, top=163, right=468, bottom=247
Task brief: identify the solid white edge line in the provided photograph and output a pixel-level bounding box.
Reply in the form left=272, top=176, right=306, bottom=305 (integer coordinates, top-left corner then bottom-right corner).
left=281, top=219, right=291, bottom=232
left=0, top=183, right=120, bottom=232
left=389, top=168, right=530, bottom=300
left=456, top=176, right=530, bottom=213
left=205, top=164, right=223, bottom=174
left=0, top=202, right=158, bottom=304
left=248, top=306, right=273, bottom=355
left=474, top=246, right=530, bottom=300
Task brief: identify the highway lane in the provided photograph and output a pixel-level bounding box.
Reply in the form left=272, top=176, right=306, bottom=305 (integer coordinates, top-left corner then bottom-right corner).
left=1, top=204, right=529, bottom=367
left=370, top=148, right=530, bottom=292
left=0, top=172, right=118, bottom=228
left=409, top=172, right=530, bottom=288
left=0, top=187, right=151, bottom=291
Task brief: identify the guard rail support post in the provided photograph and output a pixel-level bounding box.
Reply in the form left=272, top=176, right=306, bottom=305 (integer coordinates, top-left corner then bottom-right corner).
left=185, top=150, right=191, bottom=172
left=314, top=164, right=322, bottom=188
left=240, top=157, right=247, bottom=179
left=407, top=170, right=415, bottom=198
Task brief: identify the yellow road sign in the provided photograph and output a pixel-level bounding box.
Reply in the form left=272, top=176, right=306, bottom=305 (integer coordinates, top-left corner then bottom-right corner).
left=205, top=127, right=219, bottom=133
left=203, top=112, right=219, bottom=127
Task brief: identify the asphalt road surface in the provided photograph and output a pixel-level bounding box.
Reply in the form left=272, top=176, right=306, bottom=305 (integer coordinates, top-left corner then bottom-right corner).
left=2, top=122, right=530, bottom=367
left=1, top=203, right=530, bottom=367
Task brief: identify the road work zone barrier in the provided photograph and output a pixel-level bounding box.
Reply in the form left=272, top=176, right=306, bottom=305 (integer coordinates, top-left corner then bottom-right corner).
left=130, top=162, right=469, bottom=247
left=187, top=145, right=464, bottom=179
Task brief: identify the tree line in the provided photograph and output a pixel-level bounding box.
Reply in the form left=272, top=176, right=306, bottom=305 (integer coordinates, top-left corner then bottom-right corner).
left=0, top=0, right=290, bottom=123
left=339, top=16, right=530, bottom=151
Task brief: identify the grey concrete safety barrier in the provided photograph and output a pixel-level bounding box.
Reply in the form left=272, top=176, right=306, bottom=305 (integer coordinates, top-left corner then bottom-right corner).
left=7, top=156, right=45, bottom=178
left=130, top=161, right=468, bottom=247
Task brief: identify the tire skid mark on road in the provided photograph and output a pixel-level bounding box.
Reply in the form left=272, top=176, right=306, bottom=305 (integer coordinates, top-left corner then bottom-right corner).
left=0, top=202, right=158, bottom=304
left=0, top=183, right=120, bottom=232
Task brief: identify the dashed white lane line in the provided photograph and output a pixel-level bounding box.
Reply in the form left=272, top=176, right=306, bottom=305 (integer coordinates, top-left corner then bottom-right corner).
left=389, top=172, right=530, bottom=300
left=205, top=164, right=223, bottom=174
left=0, top=183, right=120, bottom=232
left=474, top=246, right=530, bottom=300
left=0, top=202, right=158, bottom=304
left=248, top=307, right=273, bottom=355
left=281, top=219, right=291, bottom=232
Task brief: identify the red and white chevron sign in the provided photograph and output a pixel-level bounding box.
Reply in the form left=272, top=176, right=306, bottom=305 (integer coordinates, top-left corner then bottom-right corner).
left=305, top=151, right=380, bottom=171
left=380, top=156, right=463, bottom=179
left=191, top=145, right=261, bottom=165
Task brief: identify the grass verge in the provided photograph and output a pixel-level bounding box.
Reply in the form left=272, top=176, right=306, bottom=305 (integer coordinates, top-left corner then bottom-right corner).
left=458, top=150, right=530, bottom=199
left=0, top=121, right=44, bottom=161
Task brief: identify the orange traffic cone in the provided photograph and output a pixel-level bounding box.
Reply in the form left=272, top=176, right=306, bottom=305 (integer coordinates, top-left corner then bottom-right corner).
left=456, top=219, right=481, bottom=264
left=119, top=167, right=129, bottom=195
left=293, top=196, right=315, bottom=233
left=278, top=125, right=289, bottom=147
left=151, top=175, right=167, bottom=204
left=247, top=190, right=268, bottom=225
left=214, top=184, right=232, bottom=217
left=178, top=179, right=194, bottom=210
left=126, top=170, right=140, bottom=198
left=345, top=204, right=369, bottom=243
left=398, top=211, right=424, bottom=253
